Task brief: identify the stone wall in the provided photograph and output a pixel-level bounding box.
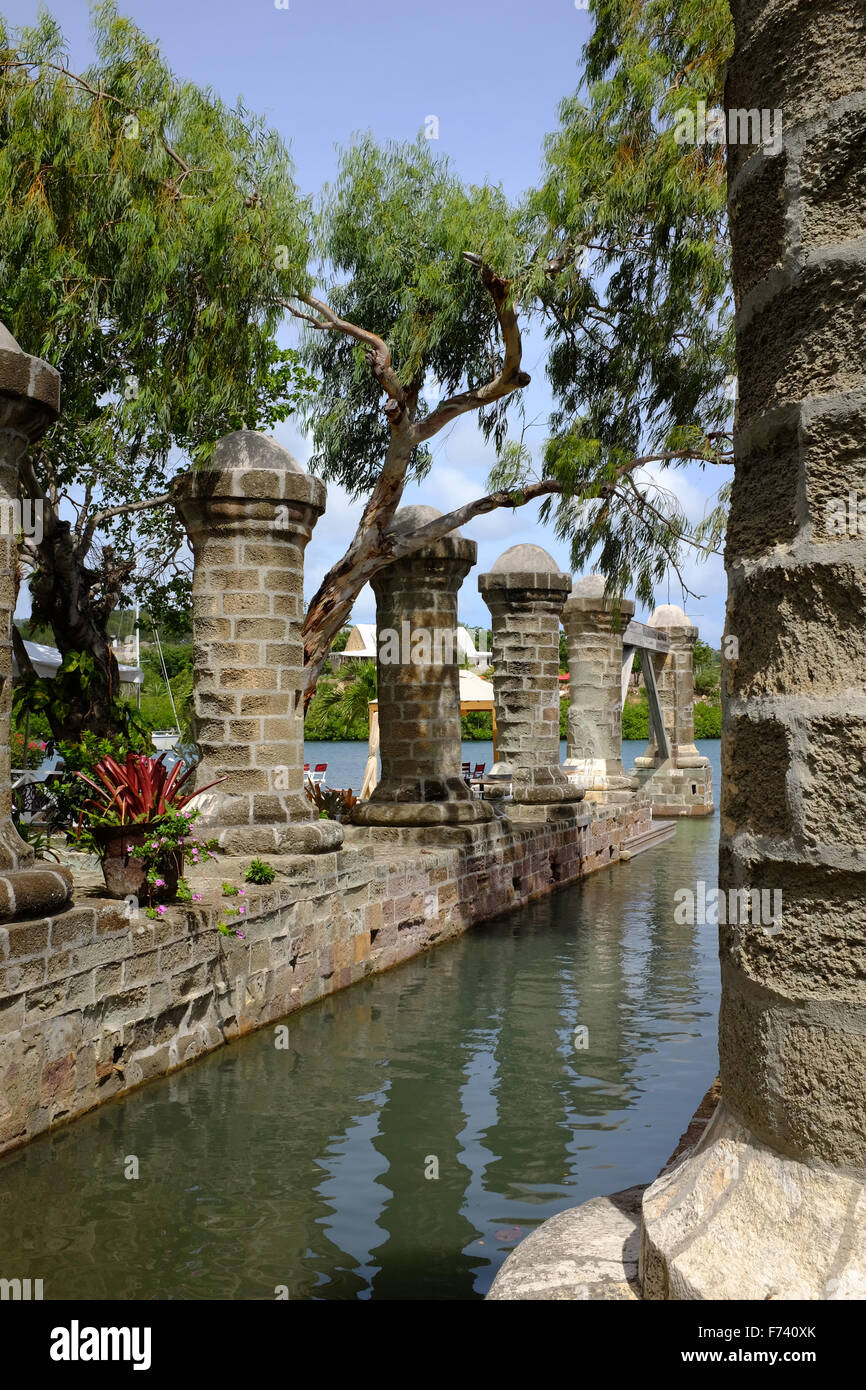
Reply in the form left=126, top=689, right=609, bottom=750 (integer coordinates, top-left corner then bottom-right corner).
left=0, top=802, right=654, bottom=1155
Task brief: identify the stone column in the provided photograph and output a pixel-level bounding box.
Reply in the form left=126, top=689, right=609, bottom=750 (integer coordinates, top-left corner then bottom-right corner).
left=478, top=544, right=584, bottom=820
left=0, top=324, right=73, bottom=918
left=562, top=574, right=637, bottom=800
left=173, top=431, right=341, bottom=855
left=641, top=0, right=866, bottom=1298
left=352, top=506, right=492, bottom=830
left=632, top=604, right=713, bottom=816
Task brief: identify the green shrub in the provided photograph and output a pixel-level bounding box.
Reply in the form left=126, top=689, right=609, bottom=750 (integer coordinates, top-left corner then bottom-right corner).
left=245, top=858, right=276, bottom=884
left=621, top=699, right=650, bottom=740
left=694, top=702, right=722, bottom=738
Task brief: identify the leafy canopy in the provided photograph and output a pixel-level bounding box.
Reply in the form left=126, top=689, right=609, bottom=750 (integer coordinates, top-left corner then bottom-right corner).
left=0, top=1, right=315, bottom=609
left=512, top=0, right=736, bottom=606
left=299, top=134, right=527, bottom=496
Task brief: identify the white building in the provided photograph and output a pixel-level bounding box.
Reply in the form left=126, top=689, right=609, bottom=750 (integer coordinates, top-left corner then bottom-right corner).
left=333, top=623, right=490, bottom=671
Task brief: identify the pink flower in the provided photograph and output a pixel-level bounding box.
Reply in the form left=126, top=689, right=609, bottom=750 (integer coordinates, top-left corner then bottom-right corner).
left=157, top=905, right=167, bottom=916
left=238, top=905, right=246, bottom=915
left=192, top=893, right=202, bottom=903
left=126, top=844, right=133, bottom=853
left=237, top=931, right=244, bottom=939
left=238, top=889, right=246, bottom=896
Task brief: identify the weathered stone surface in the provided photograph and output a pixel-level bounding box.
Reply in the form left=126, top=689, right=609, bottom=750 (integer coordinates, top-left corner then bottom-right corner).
left=488, top=1186, right=643, bottom=1301
left=352, top=506, right=492, bottom=829
left=642, top=0, right=866, bottom=1299
left=633, top=605, right=713, bottom=816
left=173, top=432, right=341, bottom=855
left=562, top=574, right=636, bottom=799
left=641, top=1103, right=866, bottom=1300
left=479, top=545, right=583, bottom=816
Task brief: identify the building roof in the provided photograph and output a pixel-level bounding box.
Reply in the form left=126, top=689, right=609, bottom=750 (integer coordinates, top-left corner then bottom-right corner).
left=12, top=639, right=144, bottom=685
left=341, top=623, right=488, bottom=662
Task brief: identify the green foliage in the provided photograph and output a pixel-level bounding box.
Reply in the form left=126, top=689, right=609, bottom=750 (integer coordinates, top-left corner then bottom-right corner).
left=618, top=693, right=721, bottom=739
left=694, top=701, right=722, bottom=738
left=304, top=662, right=377, bottom=740
left=136, top=644, right=194, bottom=737
left=245, top=858, right=276, bottom=885
left=621, top=698, right=650, bottom=741
left=44, top=729, right=151, bottom=835
left=693, top=638, right=721, bottom=696
left=0, top=2, right=316, bottom=628
left=461, top=711, right=493, bottom=741
left=301, top=134, right=527, bottom=492
left=9, top=800, right=60, bottom=860
left=13, top=649, right=149, bottom=745
left=222, top=882, right=240, bottom=896
left=519, top=0, right=735, bottom=607
left=104, top=809, right=217, bottom=905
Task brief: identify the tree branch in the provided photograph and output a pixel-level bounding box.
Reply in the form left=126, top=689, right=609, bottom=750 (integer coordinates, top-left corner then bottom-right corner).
left=84, top=491, right=172, bottom=552
left=411, top=253, right=530, bottom=444
left=279, top=294, right=407, bottom=419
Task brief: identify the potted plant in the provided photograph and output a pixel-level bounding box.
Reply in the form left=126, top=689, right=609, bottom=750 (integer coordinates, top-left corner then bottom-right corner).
left=75, top=752, right=224, bottom=901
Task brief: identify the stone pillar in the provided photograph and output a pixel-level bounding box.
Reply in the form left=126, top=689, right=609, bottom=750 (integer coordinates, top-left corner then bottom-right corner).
left=478, top=544, right=584, bottom=821
left=641, top=0, right=866, bottom=1298
left=562, top=575, right=637, bottom=801
left=632, top=604, right=713, bottom=816
left=173, top=431, right=342, bottom=855
left=0, top=323, right=72, bottom=918
left=352, top=506, right=492, bottom=830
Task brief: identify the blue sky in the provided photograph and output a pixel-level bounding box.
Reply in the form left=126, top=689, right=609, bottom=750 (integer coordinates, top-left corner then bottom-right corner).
left=4, top=0, right=730, bottom=643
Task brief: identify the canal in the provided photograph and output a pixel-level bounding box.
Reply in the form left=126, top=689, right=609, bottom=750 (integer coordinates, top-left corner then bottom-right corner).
left=0, top=742, right=721, bottom=1300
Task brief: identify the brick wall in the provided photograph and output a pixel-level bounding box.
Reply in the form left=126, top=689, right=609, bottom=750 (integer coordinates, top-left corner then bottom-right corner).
left=0, top=802, right=651, bottom=1155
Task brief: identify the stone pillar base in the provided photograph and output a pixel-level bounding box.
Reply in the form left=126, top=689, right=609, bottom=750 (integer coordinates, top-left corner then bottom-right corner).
left=199, top=820, right=344, bottom=857
left=640, top=1101, right=866, bottom=1300
left=488, top=1185, right=644, bottom=1300
left=350, top=798, right=494, bottom=829
left=563, top=759, right=640, bottom=806
left=0, top=865, right=73, bottom=922
left=506, top=802, right=589, bottom=827
left=511, top=771, right=586, bottom=807
left=632, top=761, right=714, bottom=817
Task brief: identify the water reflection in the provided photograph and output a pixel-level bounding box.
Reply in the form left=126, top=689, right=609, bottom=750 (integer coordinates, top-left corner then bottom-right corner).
left=0, top=748, right=721, bottom=1300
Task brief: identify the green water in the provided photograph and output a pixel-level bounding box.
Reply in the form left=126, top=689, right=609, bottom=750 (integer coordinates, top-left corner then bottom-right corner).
left=0, top=744, right=721, bottom=1301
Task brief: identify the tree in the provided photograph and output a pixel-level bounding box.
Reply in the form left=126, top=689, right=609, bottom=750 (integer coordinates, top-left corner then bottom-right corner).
left=291, top=0, right=737, bottom=702
left=4, top=0, right=739, bottom=739
left=0, top=2, right=314, bottom=737
left=519, top=0, right=736, bottom=600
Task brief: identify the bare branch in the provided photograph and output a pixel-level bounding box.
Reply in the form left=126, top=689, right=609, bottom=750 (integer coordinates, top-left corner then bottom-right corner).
left=412, top=255, right=530, bottom=444
left=278, top=293, right=407, bottom=417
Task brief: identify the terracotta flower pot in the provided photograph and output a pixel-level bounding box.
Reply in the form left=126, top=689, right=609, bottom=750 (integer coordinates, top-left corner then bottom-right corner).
left=93, top=825, right=181, bottom=901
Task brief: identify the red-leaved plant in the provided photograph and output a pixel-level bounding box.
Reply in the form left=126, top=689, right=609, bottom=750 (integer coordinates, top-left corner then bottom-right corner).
left=75, top=752, right=224, bottom=830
